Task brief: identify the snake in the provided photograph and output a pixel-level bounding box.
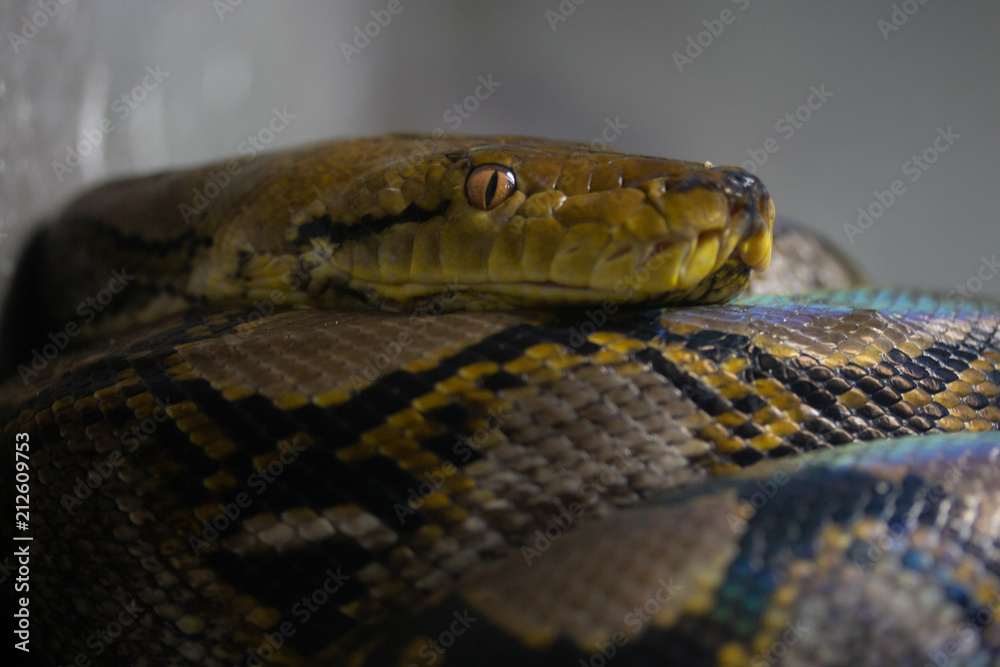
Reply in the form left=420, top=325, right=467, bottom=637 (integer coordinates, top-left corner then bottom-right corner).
left=2, top=134, right=1000, bottom=666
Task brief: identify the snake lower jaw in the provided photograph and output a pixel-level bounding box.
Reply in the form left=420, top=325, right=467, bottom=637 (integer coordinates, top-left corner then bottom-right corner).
left=336, top=225, right=771, bottom=312
left=344, top=261, right=753, bottom=312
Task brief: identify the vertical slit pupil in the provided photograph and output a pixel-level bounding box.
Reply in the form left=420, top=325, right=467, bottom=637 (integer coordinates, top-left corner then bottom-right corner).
left=484, top=170, right=499, bottom=206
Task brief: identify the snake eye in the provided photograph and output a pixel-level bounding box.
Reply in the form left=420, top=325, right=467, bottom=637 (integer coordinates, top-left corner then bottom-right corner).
left=465, top=164, right=516, bottom=210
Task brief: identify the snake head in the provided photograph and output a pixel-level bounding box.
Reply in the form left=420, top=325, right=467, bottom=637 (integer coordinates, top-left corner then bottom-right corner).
left=290, top=134, right=775, bottom=311
left=34, top=134, right=776, bottom=338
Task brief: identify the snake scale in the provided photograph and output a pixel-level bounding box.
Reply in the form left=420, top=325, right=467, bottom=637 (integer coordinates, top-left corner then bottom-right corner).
left=2, top=134, right=1000, bottom=666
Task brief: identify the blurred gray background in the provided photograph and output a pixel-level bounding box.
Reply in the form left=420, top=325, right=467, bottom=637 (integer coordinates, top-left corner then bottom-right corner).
left=1, top=1, right=997, bottom=300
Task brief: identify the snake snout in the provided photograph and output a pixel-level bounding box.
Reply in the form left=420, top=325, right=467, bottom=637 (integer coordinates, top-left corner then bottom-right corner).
left=607, top=165, right=774, bottom=303
left=716, top=168, right=775, bottom=273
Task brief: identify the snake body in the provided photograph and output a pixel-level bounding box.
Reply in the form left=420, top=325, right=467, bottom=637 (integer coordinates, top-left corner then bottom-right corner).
left=2, top=135, right=1000, bottom=666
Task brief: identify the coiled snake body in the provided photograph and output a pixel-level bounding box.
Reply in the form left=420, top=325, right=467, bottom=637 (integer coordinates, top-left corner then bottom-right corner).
left=2, top=135, right=1000, bottom=666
